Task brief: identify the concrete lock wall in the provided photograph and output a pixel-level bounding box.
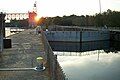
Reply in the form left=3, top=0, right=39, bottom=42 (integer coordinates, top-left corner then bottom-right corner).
left=45, top=31, right=110, bottom=42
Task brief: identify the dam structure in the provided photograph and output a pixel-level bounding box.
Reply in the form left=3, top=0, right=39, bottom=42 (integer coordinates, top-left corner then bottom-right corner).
left=45, top=26, right=110, bottom=42
left=44, top=26, right=120, bottom=53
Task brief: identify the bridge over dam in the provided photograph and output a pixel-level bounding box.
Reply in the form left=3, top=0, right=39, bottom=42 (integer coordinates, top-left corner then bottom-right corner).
left=0, top=28, right=66, bottom=80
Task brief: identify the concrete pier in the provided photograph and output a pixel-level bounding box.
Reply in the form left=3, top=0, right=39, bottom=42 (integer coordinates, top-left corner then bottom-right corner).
left=0, top=29, right=62, bottom=80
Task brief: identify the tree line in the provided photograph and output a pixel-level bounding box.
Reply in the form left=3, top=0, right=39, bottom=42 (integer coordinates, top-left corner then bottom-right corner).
left=43, top=9, right=120, bottom=28
left=6, top=9, right=120, bottom=28
left=5, top=19, right=29, bottom=28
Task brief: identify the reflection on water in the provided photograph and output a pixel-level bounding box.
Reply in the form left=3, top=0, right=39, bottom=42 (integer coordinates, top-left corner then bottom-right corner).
left=50, top=41, right=120, bottom=80
left=49, top=41, right=110, bottom=52
left=49, top=41, right=120, bottom=52
left=56, top=51, right=120, bottom=80
left=110, top=41, right=120, bottom=51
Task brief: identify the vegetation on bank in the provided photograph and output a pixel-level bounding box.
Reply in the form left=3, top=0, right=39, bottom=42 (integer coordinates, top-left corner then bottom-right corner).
left=5, top=19, right=29, bottom=28
left=44, top=9, right=120, bottom=27
left=6, top=9, right=120, bottom=28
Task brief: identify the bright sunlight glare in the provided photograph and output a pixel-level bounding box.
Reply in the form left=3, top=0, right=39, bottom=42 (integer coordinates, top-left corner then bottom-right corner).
left=34, top=15, right=40, bottom=22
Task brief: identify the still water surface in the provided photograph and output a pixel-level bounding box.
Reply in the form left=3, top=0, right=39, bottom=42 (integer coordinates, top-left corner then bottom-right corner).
left=55, top=51, right=120, bottom=80
left=50, top=39, right=120, bottom=80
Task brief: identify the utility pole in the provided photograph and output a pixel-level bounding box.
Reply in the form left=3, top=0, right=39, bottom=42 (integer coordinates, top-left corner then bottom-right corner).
left=99, top=0, right=102, bottom=14
left=0, top=12, right=5, bottom=52
left=98, top=0, right=103, bottom=27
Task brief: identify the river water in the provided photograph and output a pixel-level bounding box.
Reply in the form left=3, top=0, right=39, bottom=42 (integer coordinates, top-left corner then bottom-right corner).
left=56, top=51, right=120, bottom=80
left=50, top=41, right=120, bottom=80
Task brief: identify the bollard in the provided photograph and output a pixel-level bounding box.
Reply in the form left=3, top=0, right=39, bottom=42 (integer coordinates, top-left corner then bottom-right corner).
left=36, top=57, right=44, bottom=71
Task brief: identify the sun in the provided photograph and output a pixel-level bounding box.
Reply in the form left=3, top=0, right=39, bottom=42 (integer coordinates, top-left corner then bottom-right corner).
left=35, top=15, right=40, bottom=22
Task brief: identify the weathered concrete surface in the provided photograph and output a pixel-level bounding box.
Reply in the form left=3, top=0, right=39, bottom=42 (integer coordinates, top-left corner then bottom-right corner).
left=0, top=29, right=49, bottom=80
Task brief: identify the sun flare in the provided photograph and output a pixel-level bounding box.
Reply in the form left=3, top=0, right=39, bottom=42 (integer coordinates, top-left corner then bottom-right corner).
left=35, top=15, right=40, bottom=22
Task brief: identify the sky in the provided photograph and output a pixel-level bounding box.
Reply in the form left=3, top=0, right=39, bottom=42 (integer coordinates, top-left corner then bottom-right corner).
left=0, top=0, right=120, bottom=17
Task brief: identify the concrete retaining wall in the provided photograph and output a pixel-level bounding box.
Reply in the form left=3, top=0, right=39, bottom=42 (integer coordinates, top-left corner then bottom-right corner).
left=45, top=31, right=110, bottom=42
left=41, top=30, right=66, bottom=80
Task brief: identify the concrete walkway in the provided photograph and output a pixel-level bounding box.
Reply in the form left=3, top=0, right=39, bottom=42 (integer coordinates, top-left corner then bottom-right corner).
left=0, top=29, right=49, bottom=80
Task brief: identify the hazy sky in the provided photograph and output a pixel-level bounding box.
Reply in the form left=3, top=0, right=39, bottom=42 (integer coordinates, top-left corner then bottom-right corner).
left=0, top=0, right=120, bottom=17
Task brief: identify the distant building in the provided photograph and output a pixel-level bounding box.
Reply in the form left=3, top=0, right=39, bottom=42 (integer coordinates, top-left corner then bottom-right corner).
left=5, top=13, right=28, bottom=20
left=28, top=11, right=37, bottom=27
left=5, top=1, right=38, bottom=28
left=5, top=11, right=37, bottom=28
